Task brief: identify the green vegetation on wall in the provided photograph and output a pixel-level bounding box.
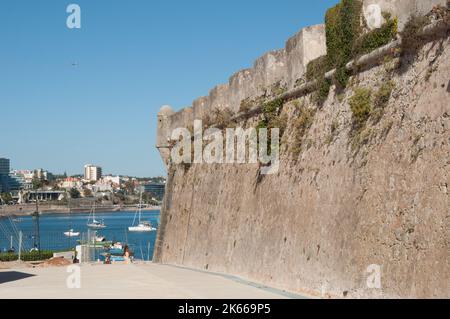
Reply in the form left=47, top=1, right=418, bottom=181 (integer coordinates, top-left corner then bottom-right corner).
left=400, top=15, right=431, bottom=55
left=290, top=106, right=317, bottom=159
left=372, top=81, right=395, bottom=123
left=348, top=81, right=395, bottom=152
left=306, top=55, right=331, bottom=105
left=258, top=98, right=286, bottom=132
left=349, top=82, right=394, bottom=128
left=349, top=87, right=373, bottom=130
left=325, top=0, right=363, bottom=87
left=256, top=98, right=287, bottom=155
left=353, top=14, right=398, bottom=56
left=306, top=0, right=399, bottom=97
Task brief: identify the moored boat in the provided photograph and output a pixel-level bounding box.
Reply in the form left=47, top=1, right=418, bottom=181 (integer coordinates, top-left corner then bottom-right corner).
left=129, top=191, right=156, bottom=232
left=87, top=200, right=107, bottom=229
left=64, top=229, right=80, bottom=237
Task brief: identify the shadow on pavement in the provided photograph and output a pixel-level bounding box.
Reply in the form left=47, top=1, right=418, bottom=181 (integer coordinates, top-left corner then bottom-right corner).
left=0, top=271, right=35, bottom=284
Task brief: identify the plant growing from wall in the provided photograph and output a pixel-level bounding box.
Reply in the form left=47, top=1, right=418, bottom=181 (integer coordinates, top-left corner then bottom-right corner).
left=305, top=0, right=401, bottom=103
left=289, top=107, right=317, bottom=159
left=306, top=56, right=331, bottom=106
left=349, top=87, right=372, bottom=132
left=306, top=56, right=329, bottom=82
left=400, top=15, right=431, bottom=56
left=212, top=108, right=235, bottom=129
left=325, top=0, right=363, bottom=88
left=239, top=97, right=254, bottom=113
left=348, top=81, right=394, bottom=153
left=371, top=81, right=395, bottom=124
left=254, top=97, right=288, bottom=156
left=353, top=14, right=398, bottom=57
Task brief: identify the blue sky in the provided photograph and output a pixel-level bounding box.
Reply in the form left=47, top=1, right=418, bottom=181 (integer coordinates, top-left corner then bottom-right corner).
left=0, top=0, right=338, bottom=177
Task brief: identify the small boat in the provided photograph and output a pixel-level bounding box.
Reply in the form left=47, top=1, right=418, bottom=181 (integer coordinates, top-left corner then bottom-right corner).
left=111, top=242, right=123, bottom=250
left=108, top=248, right=124, bottom=256
left=64, top=200, right=80, bottom=238
left=87, top=200, right=107, bottom=229
left=129, top=191, right=157, bottom=232
left=87, top=219, right=107, bottom=229
left=129, top=221, right=156, bottom=232
left=64, top=229, right=80, bottom=237
left=12, top=218, right=24, bottom=223
left=95, top=235, right=106, bottom=242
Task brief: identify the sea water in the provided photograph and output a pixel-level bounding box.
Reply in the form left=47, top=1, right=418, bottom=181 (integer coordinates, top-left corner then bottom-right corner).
left=0, top=210, right=160, bottom=261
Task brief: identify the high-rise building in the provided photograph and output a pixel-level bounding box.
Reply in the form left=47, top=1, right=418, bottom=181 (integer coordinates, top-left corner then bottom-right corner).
left=142, top=182, right=166, bottom=201
left=84, top=164, right=102, bottom=181
left=0, top=158, right=10, bottom=176
left=0, top=157, right=22, bottom=192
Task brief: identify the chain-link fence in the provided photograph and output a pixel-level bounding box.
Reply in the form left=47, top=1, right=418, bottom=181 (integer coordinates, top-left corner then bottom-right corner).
left=0, top=213, right=158, bottom=263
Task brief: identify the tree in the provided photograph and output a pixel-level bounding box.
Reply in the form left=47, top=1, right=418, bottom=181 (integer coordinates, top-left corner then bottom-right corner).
left=142, top=192, right=159, bottom=206
left=69, top=188, right=81, bottom=199
left=31, top=176, right=43, bottom=190
left=0, top=193, right=13, bottom=204
left=83, top=188, right=93, bottom=197
left=124, top=180, right=136, bottom=195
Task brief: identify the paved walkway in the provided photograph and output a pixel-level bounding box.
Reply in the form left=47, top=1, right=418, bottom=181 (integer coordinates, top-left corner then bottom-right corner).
left=0, top=263, right=303, bottom=299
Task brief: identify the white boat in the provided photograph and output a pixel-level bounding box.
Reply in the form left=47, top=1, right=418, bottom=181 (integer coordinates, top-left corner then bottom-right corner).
left=129, top=191, right=156, bottom=232
left=95, top=235, right=106, bottom=242
left=129, top=221, right=156, bottom=232
left=87, top=200, right=107, bottom=229
left=87, top=219, right=107, bottom=229
left=64, top=229, right=80, bottom=237
left=64, top=200, right=80, bottom=237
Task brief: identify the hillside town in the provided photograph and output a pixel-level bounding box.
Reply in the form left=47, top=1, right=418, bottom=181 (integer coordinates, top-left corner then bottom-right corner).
left=0, top=157, right=165, bottom=207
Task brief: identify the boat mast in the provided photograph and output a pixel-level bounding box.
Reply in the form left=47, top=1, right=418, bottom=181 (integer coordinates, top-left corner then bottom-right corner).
left=138, top=190, right=143, bottom=224
left=32, top=189, right=41, bottom=252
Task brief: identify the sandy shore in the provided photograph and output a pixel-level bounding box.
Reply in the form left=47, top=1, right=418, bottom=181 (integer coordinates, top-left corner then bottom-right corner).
left=0, top=204, right=160, bottom=217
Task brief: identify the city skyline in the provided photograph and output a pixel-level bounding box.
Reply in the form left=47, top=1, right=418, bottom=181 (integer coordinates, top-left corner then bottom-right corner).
left=2, top=156, right=164, bottom=178
left=0, top=0, right=338, bottom=176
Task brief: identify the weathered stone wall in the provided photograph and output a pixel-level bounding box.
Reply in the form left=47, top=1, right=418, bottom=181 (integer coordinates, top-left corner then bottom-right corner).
left=157, top=23, right=328, bottom=164
left=155, top=36, right=450, bottom=298
left=154, top=0, right=450, bottom=298
left=160, top=24, right=326, bottom=123
left=363, top=0, right=447, bottom=30
left=286, top=25, right=327, bottom=88
left=158, top=0, right=447, bottom=150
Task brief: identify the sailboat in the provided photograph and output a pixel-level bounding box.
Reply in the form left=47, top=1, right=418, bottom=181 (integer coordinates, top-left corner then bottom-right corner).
left=64, top=199, right=80, bottom=237
left=128, top=191, right=156, bottom=232
left=64, top=229, right=80, bottom=237
left=87, top=199, right=106, bottom=229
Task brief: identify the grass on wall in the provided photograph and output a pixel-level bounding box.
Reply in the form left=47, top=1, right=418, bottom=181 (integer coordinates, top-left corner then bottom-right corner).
left=306, top=0, right=399, bottom=97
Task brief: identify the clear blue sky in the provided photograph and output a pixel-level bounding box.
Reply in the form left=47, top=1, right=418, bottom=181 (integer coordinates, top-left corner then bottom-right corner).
left=0, top=0, right=338, bottom=177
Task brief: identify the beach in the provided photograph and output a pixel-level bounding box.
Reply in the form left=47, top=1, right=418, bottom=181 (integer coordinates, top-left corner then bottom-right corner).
left=0, top=203, right=161, bottom=217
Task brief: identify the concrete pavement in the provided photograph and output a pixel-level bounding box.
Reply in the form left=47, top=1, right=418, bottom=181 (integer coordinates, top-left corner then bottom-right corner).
left=0, top=263, right=304, bottom=299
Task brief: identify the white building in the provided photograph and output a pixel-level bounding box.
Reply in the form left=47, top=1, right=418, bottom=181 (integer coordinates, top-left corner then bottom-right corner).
left=102, top=175, right=121, bottom=185
left=84, top=164, right=102, bottom=182
left=60, top=177, right=83, bottom=190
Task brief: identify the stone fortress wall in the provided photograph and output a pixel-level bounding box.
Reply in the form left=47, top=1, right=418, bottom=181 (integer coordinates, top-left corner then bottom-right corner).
left=156, top=0, right=447, bottom=166
left=154, top=0, right=450, bottom=298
